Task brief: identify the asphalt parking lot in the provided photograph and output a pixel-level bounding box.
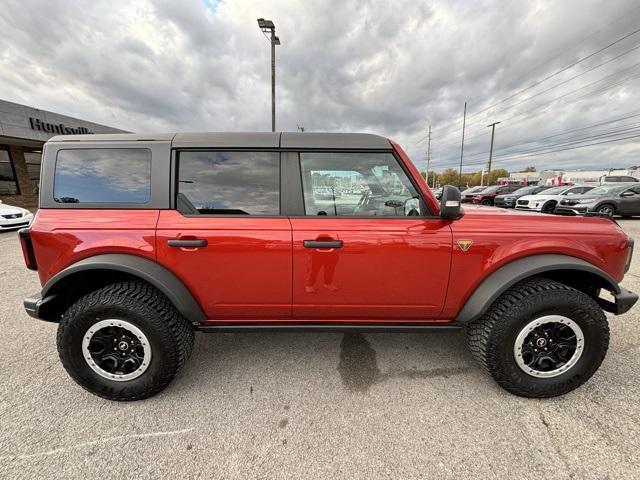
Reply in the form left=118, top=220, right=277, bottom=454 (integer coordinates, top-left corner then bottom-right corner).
left=1, top=222, right=639, bottom=479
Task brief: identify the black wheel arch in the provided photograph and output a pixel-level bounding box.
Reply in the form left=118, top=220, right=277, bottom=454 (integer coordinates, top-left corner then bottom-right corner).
left=455, top=254, right=621, bottom=324
left=37, top=254, right=206, bottom=324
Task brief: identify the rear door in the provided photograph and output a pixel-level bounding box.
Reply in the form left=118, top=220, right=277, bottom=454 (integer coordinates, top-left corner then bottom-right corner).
left=156, top=150, right=292, bottom=321
left=288, top=150, right=452, bottom=321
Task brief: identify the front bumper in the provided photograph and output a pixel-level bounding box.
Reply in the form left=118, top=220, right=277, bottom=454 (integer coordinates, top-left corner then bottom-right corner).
left=598, top=288, right=639, bottom=315
left=555, top=205, right=590, bottom=216
left=515, top=205, right=542, bottom=212
left=24, top=293, right=58, bottom=322
left=494, top=199, right=515, bottom=208
left=0, top=213, right=33, bottom=230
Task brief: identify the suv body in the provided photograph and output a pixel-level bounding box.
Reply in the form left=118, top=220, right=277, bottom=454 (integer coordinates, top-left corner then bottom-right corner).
left=599, top=175, right=639, bottom=185
left=515, top=185, right=594, bottom=214
left=494, top=185, right=550, bottom=208
left=20, top=132, right=637, bottom=400
left=460, top=186, right=486, bottom=203
left=556, top=184, right=640, bottom=217
left=472, top=184, right=522, bottom=205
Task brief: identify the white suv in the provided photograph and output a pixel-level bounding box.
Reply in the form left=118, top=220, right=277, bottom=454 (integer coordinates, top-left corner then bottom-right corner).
left=0, top=200, right=33, bottom=230
left=515, top=185, right=594, bottom=214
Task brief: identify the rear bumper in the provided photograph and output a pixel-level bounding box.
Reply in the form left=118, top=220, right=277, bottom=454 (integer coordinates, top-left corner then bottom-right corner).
left=24, top=293, right=58, bottom=322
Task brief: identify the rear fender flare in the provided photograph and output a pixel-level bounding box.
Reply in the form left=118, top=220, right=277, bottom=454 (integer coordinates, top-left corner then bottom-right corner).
left=41, top=254, right=206, bottom=323
left=455, top=254, right=619, bottom=324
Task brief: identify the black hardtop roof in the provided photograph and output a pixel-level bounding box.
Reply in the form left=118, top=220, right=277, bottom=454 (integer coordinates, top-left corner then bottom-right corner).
left=47, top=132, right=392, bottom=150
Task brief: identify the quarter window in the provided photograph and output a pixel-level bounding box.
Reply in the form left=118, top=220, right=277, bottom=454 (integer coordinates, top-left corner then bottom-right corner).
left=54, top=149, right=151, bottom=204
left=299, top=152, right=423, bottom=216
left=177, top=151, right=280, bottom=215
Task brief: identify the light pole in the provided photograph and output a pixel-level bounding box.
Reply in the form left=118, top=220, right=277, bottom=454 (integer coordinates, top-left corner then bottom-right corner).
left=257, top=18, right=280, bottom=132
left=486, top=121, right=500, bottom=185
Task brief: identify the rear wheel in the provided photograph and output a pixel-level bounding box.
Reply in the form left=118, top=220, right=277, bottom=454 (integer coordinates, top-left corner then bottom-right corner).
left=57, top=281, right=195, bottom=401
left=481, top=198, right=492, bottom=206
left=467, top=278, right=609, bottom=398
left=597, top=204, right=615, bottom=217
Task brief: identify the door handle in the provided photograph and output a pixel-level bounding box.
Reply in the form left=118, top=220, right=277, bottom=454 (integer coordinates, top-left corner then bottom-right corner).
left=167, top=239, right=208, bottom=248
left=303, top=240, right=343, bottom=249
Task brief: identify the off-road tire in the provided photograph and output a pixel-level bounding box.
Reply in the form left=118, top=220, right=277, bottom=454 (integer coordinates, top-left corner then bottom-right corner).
left=57, top=281, right=195, bottom=401
left=541, top=201, right=557, bottom=214
left=467, top=278, right=609, bottom=398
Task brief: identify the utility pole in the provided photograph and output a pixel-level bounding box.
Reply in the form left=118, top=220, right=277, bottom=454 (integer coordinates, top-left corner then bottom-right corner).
left=486, top=121, right=501, bottom=185
left=425, top=125, right=431, bottom=187
left=257, top=19, right=280, bottom=132
left=458, top=102, right=467, bottom=186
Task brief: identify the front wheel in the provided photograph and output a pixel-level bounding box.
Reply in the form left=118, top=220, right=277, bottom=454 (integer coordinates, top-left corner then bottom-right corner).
left=541, top=201, right=557, bottom=214
left=597, top=204, right=615, bottom=217
left=481, top=199, right=492, bottom=206
left=57, top=281, right=195, bottom=401
left=467, top=278, right=609, bottom=398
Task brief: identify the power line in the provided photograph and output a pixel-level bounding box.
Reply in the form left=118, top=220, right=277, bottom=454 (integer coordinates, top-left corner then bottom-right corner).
left=467, top=26, right=640, bottom=118
left=431, top=132, right=640, bottom=170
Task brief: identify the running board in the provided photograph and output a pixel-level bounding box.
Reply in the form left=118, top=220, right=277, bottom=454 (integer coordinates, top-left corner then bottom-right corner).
left=196, top=323, right=463, bottom=333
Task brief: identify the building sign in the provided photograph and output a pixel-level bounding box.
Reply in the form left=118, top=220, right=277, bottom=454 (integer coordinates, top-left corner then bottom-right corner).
left=29, top=117, right=94, bottom=135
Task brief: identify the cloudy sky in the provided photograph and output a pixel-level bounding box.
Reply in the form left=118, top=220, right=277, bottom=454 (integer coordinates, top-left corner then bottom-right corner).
left=1, top=0, right=639, bottom=173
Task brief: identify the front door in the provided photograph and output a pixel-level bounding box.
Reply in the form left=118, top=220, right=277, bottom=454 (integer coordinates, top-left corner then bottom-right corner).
left=156, top=150, right=292, bottom=321
left=617, top=186, right=640, bottom=215
left=290, top=151, right=452, bottom=321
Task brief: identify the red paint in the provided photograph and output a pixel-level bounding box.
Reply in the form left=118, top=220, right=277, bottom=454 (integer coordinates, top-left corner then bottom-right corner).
left=156, top=211, right=292, bottom=320
left=25, top=140, right=631, bottom=324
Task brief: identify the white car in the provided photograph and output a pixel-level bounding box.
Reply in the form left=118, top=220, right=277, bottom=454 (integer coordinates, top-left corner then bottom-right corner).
left=515, top=185, right=595, bottom=214
left=0, top=200, right=34, bottom=230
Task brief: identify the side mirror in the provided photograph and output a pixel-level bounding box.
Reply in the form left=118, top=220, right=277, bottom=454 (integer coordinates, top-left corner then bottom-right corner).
left=440, top=185, right=463, bottom=220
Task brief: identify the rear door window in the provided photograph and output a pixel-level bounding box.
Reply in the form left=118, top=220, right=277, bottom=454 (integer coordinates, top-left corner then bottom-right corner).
left=177, top=151, right=280, bottom=215
left=54, top=148, right=151, bottom=204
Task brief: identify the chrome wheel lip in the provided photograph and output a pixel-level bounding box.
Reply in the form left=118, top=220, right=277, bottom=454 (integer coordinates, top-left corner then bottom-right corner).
left=513, top=315, right=584, bottom=378
left=82, top=319, right=151, bottom=382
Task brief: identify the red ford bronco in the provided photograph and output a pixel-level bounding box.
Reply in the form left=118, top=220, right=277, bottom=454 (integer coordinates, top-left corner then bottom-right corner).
left=20, top=132, right=637, bottom=401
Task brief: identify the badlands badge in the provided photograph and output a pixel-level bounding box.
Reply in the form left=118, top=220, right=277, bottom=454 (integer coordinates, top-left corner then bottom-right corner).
left=457, top=239, right=473, bottom=252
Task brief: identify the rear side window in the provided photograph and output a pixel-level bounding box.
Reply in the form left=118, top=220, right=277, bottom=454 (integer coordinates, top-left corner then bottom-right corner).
left=177, top=151, right=280, bottom=215
left=54, top=148, right=151, bottom=204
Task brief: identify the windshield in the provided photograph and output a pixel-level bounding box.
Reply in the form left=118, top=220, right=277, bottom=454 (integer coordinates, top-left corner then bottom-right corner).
left=511, top=186, right=536, bottom=195
left=588, top=185, right=629, bottom=196
left=542, top=186, right=568, bottom=195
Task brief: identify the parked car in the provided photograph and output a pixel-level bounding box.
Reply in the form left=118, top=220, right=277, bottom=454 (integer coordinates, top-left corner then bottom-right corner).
left=556, top=184, right=640, bottom=217
left=472, top=184, right=522, bottom=206
left=599, top=175, right=639, bottom=185
left=494, top=185, right=551, bottom=208
left=0, top=200, right=33, bottom=230
left=20, top=132, right=636, bottom=401
left=515, top=185, right=594, bottom=214
left=460, top=186, right=487, bottom=203
left=432, top=186, right=462, bottom=200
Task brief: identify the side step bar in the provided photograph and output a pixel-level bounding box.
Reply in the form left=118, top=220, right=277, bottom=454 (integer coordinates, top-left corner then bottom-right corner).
left=196, top=324, right=464, bottom=333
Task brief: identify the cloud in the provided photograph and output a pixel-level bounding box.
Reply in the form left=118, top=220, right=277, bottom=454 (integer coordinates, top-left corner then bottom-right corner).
left=1, top=0, right=639, bottom=173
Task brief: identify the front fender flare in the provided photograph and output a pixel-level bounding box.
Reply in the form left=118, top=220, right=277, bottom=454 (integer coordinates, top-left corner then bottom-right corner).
left=41, top=254, right=206, bottom=323
left=454, top=254, right=620, bottom=324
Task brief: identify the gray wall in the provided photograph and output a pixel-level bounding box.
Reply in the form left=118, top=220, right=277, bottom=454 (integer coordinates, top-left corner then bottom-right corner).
left=0, top=99, right=128, bottom=144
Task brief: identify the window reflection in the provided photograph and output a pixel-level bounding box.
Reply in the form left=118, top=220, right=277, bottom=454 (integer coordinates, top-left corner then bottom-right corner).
left=178, top=151, right=280, bottom=215
left=54, top=149, right=151, bottom=203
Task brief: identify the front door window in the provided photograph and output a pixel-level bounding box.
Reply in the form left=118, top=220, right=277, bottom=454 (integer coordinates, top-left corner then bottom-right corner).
left=299, top=152, right=423, bottom=217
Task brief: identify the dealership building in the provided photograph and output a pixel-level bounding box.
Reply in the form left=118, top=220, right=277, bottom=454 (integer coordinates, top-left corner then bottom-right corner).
left=0, top=99, right=128, bottom=207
